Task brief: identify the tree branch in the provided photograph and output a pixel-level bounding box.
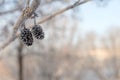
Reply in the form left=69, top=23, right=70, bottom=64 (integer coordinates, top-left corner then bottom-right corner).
left=0, top=0, right=91, bottom=51
left=38, top=0, right=91, bottom=24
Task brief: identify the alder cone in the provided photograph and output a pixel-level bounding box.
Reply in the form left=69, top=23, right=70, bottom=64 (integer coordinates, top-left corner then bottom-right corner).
left=31, top=25, right=45, bottom=39
left=20, top=28, right=33, bottom=46
left=39, top=32, right=44, bottom=39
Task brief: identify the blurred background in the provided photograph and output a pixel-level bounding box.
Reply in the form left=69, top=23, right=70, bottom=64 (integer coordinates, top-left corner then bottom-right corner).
left=0, top=0, right=120, bottom=80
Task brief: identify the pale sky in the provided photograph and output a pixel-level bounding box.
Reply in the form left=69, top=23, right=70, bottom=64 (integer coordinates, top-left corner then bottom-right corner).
left=79, top=0, right=120, bottom=36
left=1, top=0, right=120, bottom=37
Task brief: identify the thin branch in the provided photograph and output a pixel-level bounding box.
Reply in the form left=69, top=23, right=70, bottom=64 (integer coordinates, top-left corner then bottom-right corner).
left=13, top=0, right=40, bottom=34
left=27, top=0, right=30, bottom=7
left=38, top=0, right=91, bottom=24
left=0, top=0, right=40, bottom=50
left=0, top=0, right=91, bottom=51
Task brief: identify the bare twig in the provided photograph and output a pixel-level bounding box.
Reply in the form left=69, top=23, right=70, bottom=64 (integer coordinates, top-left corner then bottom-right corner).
left=0, top=0, right=91, bottom=51
left=38, top=0, right=91, bottom=24
left=0, top=0, right=40, bottom=50
left=27, top=0, right=30, bottom=7
left=13, top=0, right=40, bottom=33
